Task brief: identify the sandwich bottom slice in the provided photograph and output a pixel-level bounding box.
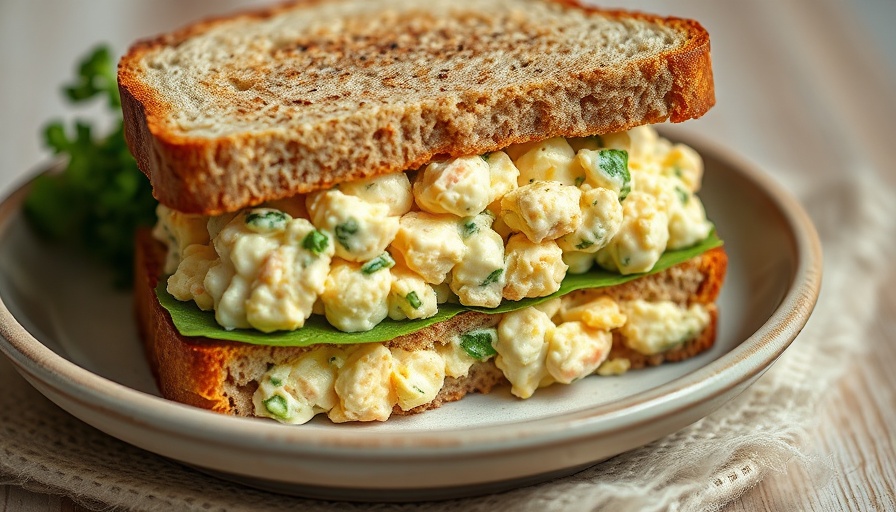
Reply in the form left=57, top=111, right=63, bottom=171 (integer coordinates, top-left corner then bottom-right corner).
left=135, top=228, right=727, bottom=425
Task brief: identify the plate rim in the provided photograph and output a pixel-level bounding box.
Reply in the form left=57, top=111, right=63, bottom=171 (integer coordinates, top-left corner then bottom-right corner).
left=0, top=133, right=822, bottom=471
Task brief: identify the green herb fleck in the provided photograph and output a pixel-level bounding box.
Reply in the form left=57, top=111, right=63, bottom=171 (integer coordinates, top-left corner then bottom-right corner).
left=23, top=45, right=156, bottom=288
left=460, top=329, right=498, bottom=360
left=413, top=385, right=426, bottom=394
left=576, top=240, right=594, bottom=250
left=406, top=291, right=423, bottom=309
left=246, top=210, right=288, bottom=231
left=461, top=221, right=480, bottom=238
left=597, top=149, right=631, bottom=201
left=263, top=395, right=289, bottom=419
left=675, top=186, right=690, bottom=205
left=334, top=219, right=359, bottom=249
left=574, top=176, right=586, bottom=187
left=270, top=376, right=283, bottom=387
left=361, top=252, right=395, bottom=274
left=480, top=153, right=491, bottom=162
left=302, top=229, right=329, bottom=254
left=481, top=268, right=503, bottom=286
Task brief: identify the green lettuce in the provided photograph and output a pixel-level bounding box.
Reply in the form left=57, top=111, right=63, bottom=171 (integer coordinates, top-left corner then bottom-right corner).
left=156, top=231, right=722, bottom=347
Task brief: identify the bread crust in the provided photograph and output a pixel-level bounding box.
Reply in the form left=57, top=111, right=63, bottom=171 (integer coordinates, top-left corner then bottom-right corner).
left=135, top=229, right=727, bottom=419
left=118, top=0, right=714, bottom=215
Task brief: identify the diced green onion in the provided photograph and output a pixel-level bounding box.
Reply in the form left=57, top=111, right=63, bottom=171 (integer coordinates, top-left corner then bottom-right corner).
left=406, top=291, right=423, bottom=309
left=263, top=395, right=289, bottom=419
left=334, top=219, right=359, bottom=249
left=597, top=149, right=631, bottom=201
left=361, top=252, right=395, bottom=274
left=302, top=229, right=329, bottom=254
left=675, top=186, right=690, bottom=205
left=480, top=153, right=491, bottom=162
left=246, top=210, right=288, bottom=231
left=461, top=221, right=480, bottom=238
left=460, top=329, right=498, bottom=360
left=576, top=239, right=594, bottom=250
left=270, top=376, right=283, bottom=387
left=481, top=268, right=503, bottom=286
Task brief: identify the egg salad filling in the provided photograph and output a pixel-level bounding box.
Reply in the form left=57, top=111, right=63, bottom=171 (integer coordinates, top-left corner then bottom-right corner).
left=154, top=125, right=713, bottom=335
left=252, top=294, right=710, bottom=424
left=152, top=125, right=718, bottom=424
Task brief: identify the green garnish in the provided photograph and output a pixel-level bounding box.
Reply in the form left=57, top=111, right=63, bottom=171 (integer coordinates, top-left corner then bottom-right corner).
left=406, top=291, right=423, bottom=309
left=263, top=395, right=289, bottom=419
left=361, top=252, right=395, bottom=274
left=334, top=219, right=359, bottom=249
left=481, top=269, right=503, bottom=286
left=302, top=229, right=329, bottom=255
left=480, top=153, right=491, bottom=162
left=597, top=149, right=632, bottom=201
left=461, top=220, right=480, bottom=238
left=675, top=186, right=690, bottom=205
left=576, top=240, right=594, bottom=250
left=156, top=231, right=722, bottom=347
left=574, top=176, right=586, bottom=187
left=270, top=376, right=283, bottom=387
left=23, top=46, right=157, bottom=287
left=245, top=210, right=288, bottom=231
left=460, top=329, right=498, bottom=360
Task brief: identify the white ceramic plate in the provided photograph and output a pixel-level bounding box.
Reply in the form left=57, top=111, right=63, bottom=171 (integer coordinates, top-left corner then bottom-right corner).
left=0, top=134, right=821, bottom=501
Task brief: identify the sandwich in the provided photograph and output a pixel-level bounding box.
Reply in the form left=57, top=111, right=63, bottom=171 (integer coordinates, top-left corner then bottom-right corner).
left=119, top=0, right=726, bottom=424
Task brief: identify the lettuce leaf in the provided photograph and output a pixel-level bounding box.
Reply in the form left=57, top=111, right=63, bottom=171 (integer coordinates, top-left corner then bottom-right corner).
left=156, top=231, right=722, bottom=347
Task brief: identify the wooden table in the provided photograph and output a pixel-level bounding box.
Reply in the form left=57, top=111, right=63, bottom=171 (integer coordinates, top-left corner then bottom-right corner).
left=1, top=0, right=894, bottom=510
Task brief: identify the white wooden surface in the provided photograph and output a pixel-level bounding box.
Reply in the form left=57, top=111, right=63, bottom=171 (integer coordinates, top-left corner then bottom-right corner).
left=1, top=0, right=894, bottom=510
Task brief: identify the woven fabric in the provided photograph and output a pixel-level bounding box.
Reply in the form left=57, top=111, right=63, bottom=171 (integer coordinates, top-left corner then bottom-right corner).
left=1, top=169, right=893, bottom=512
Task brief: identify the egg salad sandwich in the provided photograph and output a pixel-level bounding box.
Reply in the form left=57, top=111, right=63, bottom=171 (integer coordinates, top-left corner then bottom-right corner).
left=119, top=0, right=726, bottom=425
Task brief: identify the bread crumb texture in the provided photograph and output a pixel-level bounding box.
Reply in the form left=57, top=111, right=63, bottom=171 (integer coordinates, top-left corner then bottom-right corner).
left=118, top=0, right=713, bottom=214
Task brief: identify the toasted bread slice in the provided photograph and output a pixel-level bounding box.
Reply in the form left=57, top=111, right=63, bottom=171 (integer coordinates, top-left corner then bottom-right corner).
left=135, top=228, right=727, bottom=420
left=118, top=0, right=714, bottom=215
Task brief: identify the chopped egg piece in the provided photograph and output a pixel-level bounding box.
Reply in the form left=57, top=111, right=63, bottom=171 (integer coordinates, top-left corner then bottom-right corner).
left=495, top=308, right=554, bottom=398
left=329, top=344, right=397, bottom=423
left=501, top=181, right=582, bottom=243
left=337, top=172, right=414, bottom=216
left=391, top=348, right=446, bottom=411
left=545, top=321, right=612, bottom=384
left=502, top=234, right=567, bottom=301
left=512, top=137, right=584, bottom=186
left=306, top=188, right=399, bottom=262
left=413, top=156, right=492, bottom=217
left=390, top=211, right=465, bottom=284
left=451, top=214, right=506, bottom=308
left=619, top=300, right=711, bottom=355
left=321, top=258, right=391, bottom=333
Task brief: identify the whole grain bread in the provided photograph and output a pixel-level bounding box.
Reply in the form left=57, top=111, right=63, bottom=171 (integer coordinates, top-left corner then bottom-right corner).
left=135, top=228, right=727, bottom=420
left=118, top=0, right=714, bottom=215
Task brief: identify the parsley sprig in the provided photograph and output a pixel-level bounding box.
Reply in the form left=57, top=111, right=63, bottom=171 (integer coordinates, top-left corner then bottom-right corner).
left=23, top=46, right=156, bottom=287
